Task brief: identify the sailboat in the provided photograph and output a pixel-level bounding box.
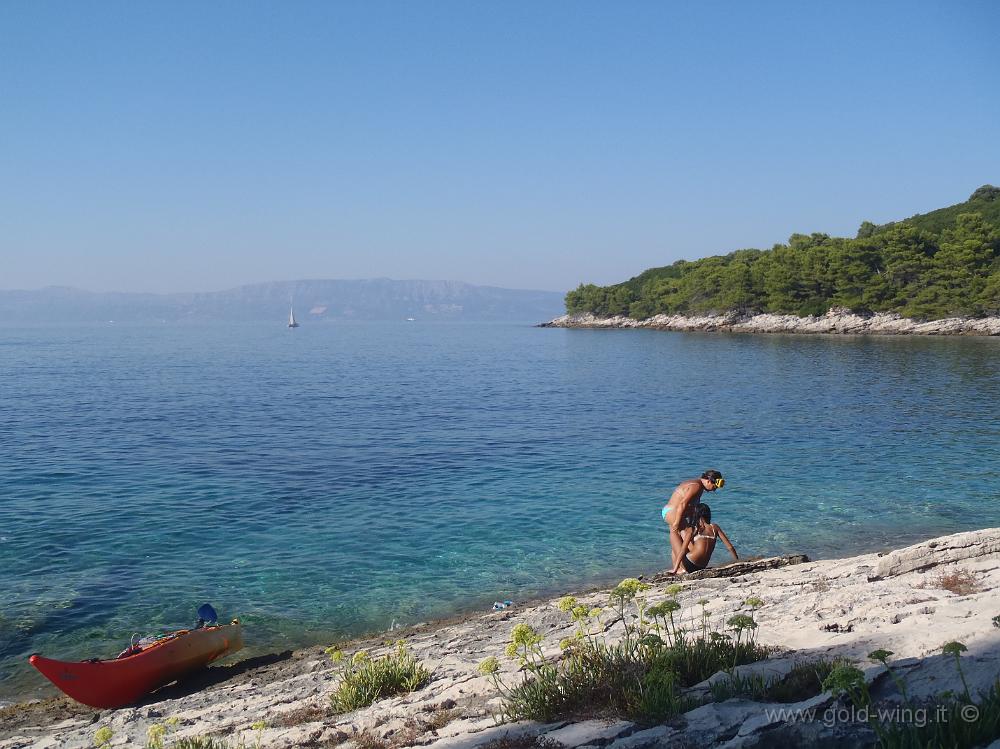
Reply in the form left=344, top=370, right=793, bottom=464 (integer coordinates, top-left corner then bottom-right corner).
left=288, top=303, right=300, bottom=328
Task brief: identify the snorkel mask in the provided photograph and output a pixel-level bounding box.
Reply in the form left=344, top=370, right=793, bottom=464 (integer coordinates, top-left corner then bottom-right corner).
left=714, top=477, right=725, bottom=489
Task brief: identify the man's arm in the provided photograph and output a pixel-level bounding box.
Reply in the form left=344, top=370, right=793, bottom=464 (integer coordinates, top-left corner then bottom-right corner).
left=716, top=525, right=739, bottom=561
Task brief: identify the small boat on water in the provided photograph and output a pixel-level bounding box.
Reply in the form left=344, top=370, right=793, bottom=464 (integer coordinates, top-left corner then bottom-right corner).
left=29, top=612, right=242, bottom=709
left=288, top=304, right=300, bottom=328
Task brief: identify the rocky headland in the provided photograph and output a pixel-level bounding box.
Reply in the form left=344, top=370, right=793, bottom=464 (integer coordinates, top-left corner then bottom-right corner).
left=540, top=310, right=1000, bottom=336
left=2, top=529, right=999, bottom=749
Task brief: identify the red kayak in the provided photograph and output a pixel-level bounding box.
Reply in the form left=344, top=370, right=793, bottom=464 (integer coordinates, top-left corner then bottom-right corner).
left=29, top=621, right=243, bottom=709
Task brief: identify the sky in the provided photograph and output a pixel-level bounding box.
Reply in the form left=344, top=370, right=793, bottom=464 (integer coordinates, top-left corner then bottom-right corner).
left=2, top=1, right=999, bottom=294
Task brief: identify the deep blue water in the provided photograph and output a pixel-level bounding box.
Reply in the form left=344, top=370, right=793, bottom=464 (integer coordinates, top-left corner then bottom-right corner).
left=1, top=322, right=999, bottom=699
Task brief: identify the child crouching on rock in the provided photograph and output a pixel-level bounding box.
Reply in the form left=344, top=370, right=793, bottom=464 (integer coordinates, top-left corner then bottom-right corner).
left=672, top=504, right=739, bottom=574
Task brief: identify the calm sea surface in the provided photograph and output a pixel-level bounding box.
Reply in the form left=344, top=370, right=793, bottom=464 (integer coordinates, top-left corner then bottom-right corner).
left=1, top=321, right=999, bottom=698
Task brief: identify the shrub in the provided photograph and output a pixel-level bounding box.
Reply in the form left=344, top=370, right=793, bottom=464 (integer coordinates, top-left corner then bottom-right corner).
left=922, top=569, right=981, bottom=596
left=94, top=727, right=113, bottom=748
left=484, top=582, right=773, bottom=724
left=329, top=640, right=431, bottom=713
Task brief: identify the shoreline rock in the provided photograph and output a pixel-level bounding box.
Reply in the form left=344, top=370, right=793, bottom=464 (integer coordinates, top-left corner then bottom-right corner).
left=2, top=529, right=998, bottom=748
left=539, top=310, right=1000, bottom=336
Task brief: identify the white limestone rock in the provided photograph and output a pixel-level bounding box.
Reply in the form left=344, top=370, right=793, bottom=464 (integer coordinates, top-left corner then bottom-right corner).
left=542, top=310, right=1000, bottom=337
left=4, top=529, right=998, bottom=749
left=541, top=719, right=636, bottom=747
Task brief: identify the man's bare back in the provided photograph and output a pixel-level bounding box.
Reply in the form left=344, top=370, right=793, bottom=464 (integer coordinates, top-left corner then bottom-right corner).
left=662, top=470, right=725, bottom=574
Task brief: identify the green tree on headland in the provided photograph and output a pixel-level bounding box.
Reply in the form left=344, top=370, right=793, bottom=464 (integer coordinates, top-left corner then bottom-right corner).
left=566, top=186, right=1000, bottom=320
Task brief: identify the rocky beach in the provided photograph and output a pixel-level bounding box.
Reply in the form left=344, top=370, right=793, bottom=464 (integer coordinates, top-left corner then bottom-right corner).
left=541, top=310, right=1000, bottom=336
left=2, top=528, right=998, bottom=749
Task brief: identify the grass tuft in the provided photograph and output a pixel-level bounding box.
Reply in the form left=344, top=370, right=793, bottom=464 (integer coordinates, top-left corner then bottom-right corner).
left=710, top=658, right=846, bottom=703
left=329, top=640, right=431, bottom=713
left=876, top=679, right=1000, bottom=748
left=168, top=739, right=231, bottom=749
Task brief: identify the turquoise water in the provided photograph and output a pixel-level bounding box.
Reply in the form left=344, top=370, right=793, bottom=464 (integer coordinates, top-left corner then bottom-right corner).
left=2, top=322, right=999, bottom=699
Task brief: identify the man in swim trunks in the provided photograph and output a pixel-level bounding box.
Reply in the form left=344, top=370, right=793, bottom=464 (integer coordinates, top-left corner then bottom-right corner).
left=662, top=469, right=724, bottom=574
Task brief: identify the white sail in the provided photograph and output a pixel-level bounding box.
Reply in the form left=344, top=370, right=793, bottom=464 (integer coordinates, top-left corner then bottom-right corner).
left=288, top=304, right=299, bottom=328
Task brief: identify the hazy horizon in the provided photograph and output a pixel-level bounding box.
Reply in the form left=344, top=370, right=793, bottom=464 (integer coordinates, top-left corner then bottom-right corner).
left=0, top=277, right=567, bottom=323
left=0, top=276, right=568, bottom=296
left=3, top=2, right=999, bottom=294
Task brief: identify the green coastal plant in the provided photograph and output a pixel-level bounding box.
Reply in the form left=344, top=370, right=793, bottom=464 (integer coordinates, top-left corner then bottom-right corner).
left=822, top=663, right=870, bottom=706
left=868, top=648, right=911, bottom=704
left=94, top=726, right=113, bottom=748
left=329, top=640, right=431, bottom=713
left=144, top=727, right=278, bottom=749
left=480, top=581, right=1000, bottom=745
left=483, top=579, right=772, bottom=724
left=147, top=723, right=168, bottom=749
left=145, top=716, right=185, bottom=749
left=556, top=595, right=604, bottom=649
left=711, top=657, right=845, bottom=703
left=942, top=641, right=971, bottom=703
left=709, top=670, right=770, bottom=702
left=726, top=614, right=758, bottom=671
left=169, top=738, right=231, bottom=749
left=696, top=598, right=711, bottom=639
left=646, top=599, right=680, bottom=641
left=823, top=643, right=1000, bottom=749
left=872, top=671, right=1000, bottom=749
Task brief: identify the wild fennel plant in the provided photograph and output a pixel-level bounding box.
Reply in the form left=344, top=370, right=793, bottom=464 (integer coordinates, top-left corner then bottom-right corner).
left=942, top=641, right=971, bottom=703
left=481, top=579, right=771, bottom=724
left=829, top=641, right=1000, bottom=749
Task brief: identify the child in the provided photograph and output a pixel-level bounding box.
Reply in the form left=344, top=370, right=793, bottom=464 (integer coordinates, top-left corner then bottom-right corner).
left=662, top=470, right=725, bottom=573
left=675, top=503, right=738, bottom=574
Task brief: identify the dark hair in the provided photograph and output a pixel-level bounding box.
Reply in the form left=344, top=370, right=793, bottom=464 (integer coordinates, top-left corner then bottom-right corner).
left=697, top=503, right=712, bottom=524
left=701, top=469, right=723, bottom=482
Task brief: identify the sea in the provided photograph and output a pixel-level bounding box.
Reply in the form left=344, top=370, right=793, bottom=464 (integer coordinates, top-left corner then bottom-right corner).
left=1, top=321, right=999, bottom=700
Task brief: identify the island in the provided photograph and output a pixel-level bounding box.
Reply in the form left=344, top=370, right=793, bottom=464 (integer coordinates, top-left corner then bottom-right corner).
left=547, top=186, right=1000, bottom=336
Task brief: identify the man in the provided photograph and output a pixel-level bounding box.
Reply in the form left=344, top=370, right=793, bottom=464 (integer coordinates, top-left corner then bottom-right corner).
left=661, top=470, right=725, bottom=574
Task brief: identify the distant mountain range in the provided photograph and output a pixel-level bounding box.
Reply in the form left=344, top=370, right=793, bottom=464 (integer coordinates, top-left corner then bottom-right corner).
left=0, top=279, right=566, bottom=323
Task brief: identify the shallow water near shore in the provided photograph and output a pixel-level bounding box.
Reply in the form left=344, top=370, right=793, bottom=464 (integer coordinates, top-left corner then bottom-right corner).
left=1, top=321, right=999, bottom=700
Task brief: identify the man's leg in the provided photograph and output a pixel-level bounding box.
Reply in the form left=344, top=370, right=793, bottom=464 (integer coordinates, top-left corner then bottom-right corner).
left=669, top=526, right=690, bottom=569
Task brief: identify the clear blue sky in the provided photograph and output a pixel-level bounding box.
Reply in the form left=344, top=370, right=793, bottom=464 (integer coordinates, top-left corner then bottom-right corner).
left=2, top=1, right=998, bottom=294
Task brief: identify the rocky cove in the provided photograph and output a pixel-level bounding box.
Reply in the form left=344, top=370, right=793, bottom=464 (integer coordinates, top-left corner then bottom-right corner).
left=540, top=310, right=1000, bottom=336
left=2, top=529, right=998, bottom=749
